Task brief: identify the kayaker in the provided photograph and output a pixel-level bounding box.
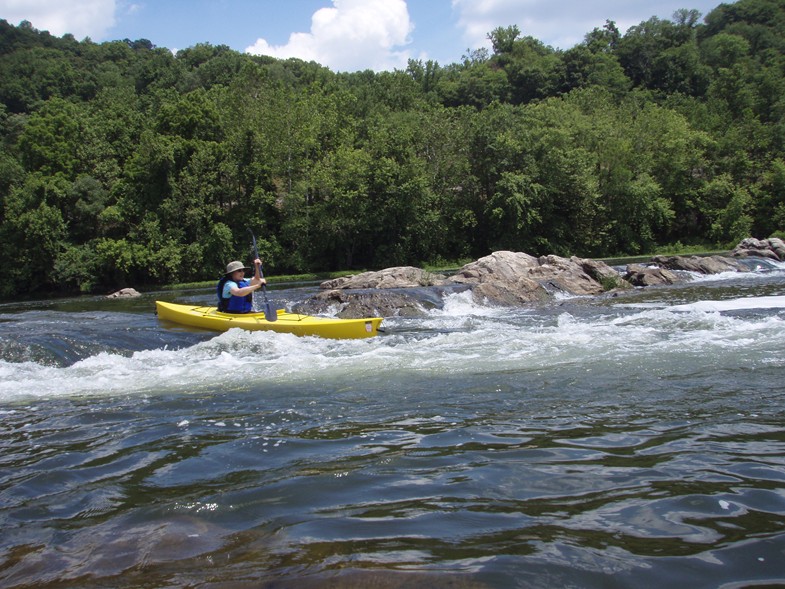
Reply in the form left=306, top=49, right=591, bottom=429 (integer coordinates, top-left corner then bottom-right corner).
left=217, top=259, right=266, bottom=313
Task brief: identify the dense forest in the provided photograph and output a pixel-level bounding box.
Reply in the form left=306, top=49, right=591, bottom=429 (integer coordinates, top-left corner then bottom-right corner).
left=1, top=0, right=784, bottom=298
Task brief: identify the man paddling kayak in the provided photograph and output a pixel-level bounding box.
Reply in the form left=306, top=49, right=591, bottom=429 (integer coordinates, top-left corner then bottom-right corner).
left=217, top=258, right=266, bottom=313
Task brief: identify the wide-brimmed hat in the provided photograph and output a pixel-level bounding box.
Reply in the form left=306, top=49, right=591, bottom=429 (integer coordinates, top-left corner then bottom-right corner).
left=225, top=260, right=250, bottom=275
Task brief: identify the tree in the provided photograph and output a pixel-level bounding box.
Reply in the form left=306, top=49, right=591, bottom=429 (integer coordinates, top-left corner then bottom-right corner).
left=488, top=25, right=520, bottom=55
left=0, top=176, right=68, bottom=295
left=17, top=98, right=86, bottom=177
left=156, top=87, right=222, bottom=141
left=702, top=175, right=754, bottom=245
left=700, top=32, right=751, bottom=70
left=585, top=20, right=621, bottom=54
left=308, top=145, right=374, bottom=268
left=485, top=171, right=544, bottom=251
left=753, top=159, right=785, bottom=236
left=558, top=45, right=631, bottom=97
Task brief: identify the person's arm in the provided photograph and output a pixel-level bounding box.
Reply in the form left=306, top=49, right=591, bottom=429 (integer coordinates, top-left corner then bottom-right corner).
left=249, top=258, right=266, bottom=287
left=230, top=284, right=257, bottom=296
left=229, top=279, right=263, bottom=297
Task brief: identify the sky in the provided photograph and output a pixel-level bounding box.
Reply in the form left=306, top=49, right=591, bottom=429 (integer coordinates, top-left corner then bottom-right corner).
left=0, top=0, right=727, bottom=72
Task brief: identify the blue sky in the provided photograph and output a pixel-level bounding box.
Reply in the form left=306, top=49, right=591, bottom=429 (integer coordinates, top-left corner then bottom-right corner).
left=1, top=0, right=726, bottom=72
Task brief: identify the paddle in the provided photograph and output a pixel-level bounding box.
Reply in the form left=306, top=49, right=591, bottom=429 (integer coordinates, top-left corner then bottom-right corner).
left=247, top=229, right=277, bottom=322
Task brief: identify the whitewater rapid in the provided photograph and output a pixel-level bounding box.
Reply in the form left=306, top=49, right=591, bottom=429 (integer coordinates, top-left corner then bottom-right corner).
left=1, top=286, right=783, bottom=402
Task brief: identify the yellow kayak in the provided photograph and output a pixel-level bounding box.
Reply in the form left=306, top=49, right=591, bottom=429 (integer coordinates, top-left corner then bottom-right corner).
left=155, top=301, right=382, bottom=339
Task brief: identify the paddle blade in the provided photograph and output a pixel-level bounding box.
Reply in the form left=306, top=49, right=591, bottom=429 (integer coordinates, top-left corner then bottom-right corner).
left=264, top=302, right=277, bottom=322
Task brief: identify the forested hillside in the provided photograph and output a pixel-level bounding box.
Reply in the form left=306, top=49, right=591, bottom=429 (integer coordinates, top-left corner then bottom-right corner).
left=1, top=0, right=784, bottom=297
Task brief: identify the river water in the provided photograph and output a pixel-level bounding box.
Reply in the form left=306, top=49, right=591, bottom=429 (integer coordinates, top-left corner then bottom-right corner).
left=1, top=261, right=784, bottom=588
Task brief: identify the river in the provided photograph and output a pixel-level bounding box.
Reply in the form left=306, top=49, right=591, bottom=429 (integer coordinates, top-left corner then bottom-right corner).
left=1, top=261, right=784, bottom=588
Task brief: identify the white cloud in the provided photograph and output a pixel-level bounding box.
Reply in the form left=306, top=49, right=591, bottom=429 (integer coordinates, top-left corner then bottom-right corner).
left=245, top=0, right=414, bottom=72
left=451, top=0, right=722, bottom=51
left=0, top=0, right=117, bottom=40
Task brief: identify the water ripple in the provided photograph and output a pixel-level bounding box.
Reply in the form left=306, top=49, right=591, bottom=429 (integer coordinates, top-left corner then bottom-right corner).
left=2, top=274, right=785, bottom=587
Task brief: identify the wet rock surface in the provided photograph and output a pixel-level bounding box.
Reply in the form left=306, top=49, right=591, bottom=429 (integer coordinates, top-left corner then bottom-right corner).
left=293, top=239, right=779, bottom=318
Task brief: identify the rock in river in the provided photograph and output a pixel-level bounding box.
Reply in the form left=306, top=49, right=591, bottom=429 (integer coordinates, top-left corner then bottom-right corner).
left=731, top=237, right=785, bottom=261
left=320, top=266, right=448, bottom=289
left=623, top=264, right=680, bottom=287
left=448, top=251, right=627, bottom=305
left=293, top=238, right=778, bottom=318
left=651, top=254, right=747, bottom=274
left=106, top=288, right=141, bottom=298
left=293, top=287, right=460, bottom=319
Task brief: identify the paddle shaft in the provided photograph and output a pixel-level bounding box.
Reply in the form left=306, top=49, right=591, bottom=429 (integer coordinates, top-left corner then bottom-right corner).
left=247, top=229, right=277, bottom=321
left=248, top=234, right=267, bottom=292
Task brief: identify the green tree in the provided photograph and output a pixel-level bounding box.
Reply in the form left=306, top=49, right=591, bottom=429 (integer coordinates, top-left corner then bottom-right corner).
left=502, top=36, right=560, bottom=104
left=700, top=32, right=751, bottom=70
left=702, top=175, right=754, bottom=245
left=17, top=98, right=86, bottom=177
left=753, top=159, right=785, bottom=236
left=308, top=144, right=374, bottom=268
left=156, top=87, right=222, bottom=141
left=488, top=25, right=520, bottom=55
left=558, top=45, right=631, bottom=97
left=0, top=175, right=68, bottom=295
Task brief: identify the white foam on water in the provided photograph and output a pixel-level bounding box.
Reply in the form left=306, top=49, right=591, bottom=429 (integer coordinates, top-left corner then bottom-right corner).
left=686, top=259, right=785, bottom=283
left=668, top=295, right=785, bottom=312
left=438, top=289, right=507, bottom=318
left=1, top=289, right=782, bottom=403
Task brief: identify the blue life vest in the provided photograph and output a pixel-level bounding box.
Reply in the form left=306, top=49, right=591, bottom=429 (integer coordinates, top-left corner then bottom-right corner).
left=216, top=277, right=253, bottom=313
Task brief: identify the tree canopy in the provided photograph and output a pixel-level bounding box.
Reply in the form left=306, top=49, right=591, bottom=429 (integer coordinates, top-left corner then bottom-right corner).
left=1, top=0, right=784, bottom=298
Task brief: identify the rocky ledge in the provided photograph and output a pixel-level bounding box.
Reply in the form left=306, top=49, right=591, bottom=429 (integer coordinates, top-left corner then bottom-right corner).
left=731, top=237, right=785, bottom=261
left=448, top=252, right=627, bottom=304
left=293, top=238, right=784, bottom=318
left=623, top=255, right=747, bottom=286
left=295, top=252, right=626, bottom=318
left=320, top=266, right=448, bottom=290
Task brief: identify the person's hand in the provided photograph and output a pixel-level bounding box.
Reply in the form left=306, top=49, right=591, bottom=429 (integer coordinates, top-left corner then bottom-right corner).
left=253, top=258, right=262, bottom=266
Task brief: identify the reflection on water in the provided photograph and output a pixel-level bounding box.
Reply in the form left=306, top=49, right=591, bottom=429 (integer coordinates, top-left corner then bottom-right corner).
left=1, top=267, right=785, bottom=588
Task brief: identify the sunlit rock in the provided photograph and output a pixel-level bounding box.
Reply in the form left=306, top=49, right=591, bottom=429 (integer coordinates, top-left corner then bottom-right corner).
left=652, top=254, right=747, bottom=274
left=732, top=237, right=785, bottom=261
left=624, top=264, right=680, bottom=286
left=106, top=288, right=141, bottom=298
left=320, top=267, right=447, bottom=290
left=294, top=289, right=435, bottom=318
left=448, top=251, right=627, bottom=304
